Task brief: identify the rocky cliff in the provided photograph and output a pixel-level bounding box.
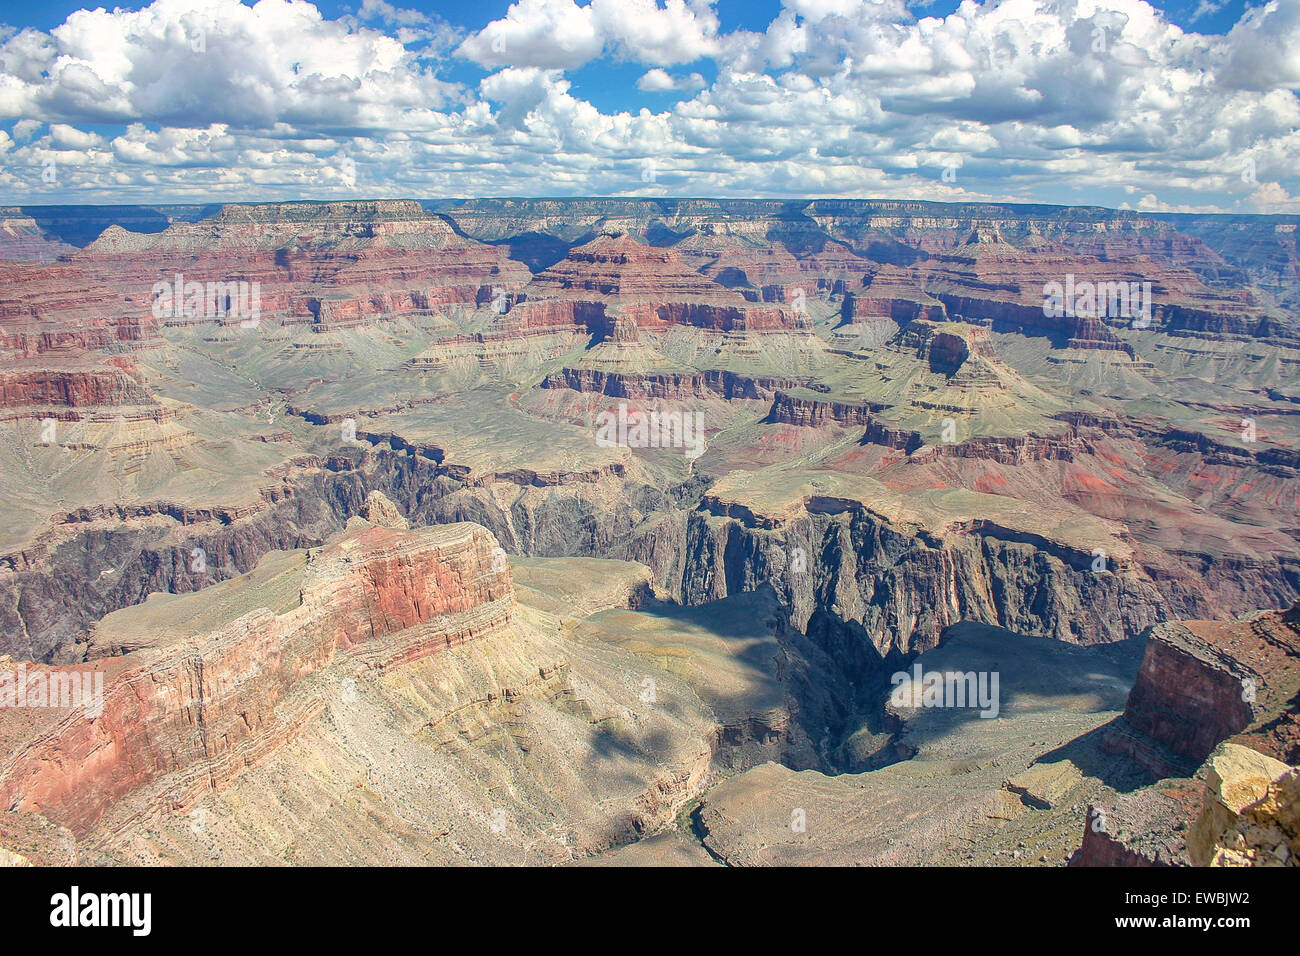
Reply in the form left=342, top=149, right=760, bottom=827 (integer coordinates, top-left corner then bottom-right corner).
left=0, top=520, right=514, bottom=835
left=1115, top=605, right=1300, bottom=774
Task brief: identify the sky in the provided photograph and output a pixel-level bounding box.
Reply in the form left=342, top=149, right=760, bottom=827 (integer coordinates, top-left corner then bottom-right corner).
left=0, top=0, right=1295, bottom=211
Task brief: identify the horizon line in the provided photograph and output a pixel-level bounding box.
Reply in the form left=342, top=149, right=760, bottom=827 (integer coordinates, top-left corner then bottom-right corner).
left=5, top=197, right=1299, bottom=221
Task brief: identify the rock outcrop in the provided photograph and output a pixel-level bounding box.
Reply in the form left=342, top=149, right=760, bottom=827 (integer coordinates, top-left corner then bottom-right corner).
left=1189, top=744, right=1298, bottom=867
left=1115, top=606, right=1300, bottom=774
left=0, top=521, right=514, bottom=835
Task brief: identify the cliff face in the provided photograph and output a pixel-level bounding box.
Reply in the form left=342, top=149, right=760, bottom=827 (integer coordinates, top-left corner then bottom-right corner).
left=0, top=522, right=514, bottom=835
left=833, top=228, right=1293, bottom=350
left=1155, top=215, right=1300, bottom=316
left=545, top=368, right=799, bottom=401
left=767, top=391, right=880, bottom=427
left=70, top=200, right=532, bottom=330
left=620, top=502, right=1166, bottom=652
left=1121, top=623, right=1257, bottom=765
left=0, top=365, right=152, bottom=409
left=1118, top=607, right=1300, bottom=771
left=509, top=232, right=812, bottom=334
left=7, top=423, right=1289, bottom=672
left=0, top=262, right=158, bottom=356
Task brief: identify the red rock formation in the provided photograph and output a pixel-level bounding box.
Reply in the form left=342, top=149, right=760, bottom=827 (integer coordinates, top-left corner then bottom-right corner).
left=511, top=232, right=810, bottom=334
left=0, top=522, right=515, bottom=835
left=908, top=432, right=1086, bottom=466
left=1114, top=605, right=1300, bottom=774
left=505, top=299, right=609, bottom=331
left=844, top=269, right=946, bottom=324
left=838, top=226, right=1287, bottom=349
left=545, top=368, right=801, bottom=401
left=0, top=262, right=157, bottom=357
left=68, top=201, right=531, bottom=329
left=0, top=362, right=151, bottom=409
left=767, top=391, right=880, bottom=428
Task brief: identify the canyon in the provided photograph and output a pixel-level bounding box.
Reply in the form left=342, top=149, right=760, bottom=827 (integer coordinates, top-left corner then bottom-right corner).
left=0, top=198, right=1296, bottom=866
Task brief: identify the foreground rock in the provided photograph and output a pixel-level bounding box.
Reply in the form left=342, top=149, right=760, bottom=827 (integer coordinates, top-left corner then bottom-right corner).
left=1189, top=744, right=1298, bottom=867
left=0, top=523, right=839, bottom=864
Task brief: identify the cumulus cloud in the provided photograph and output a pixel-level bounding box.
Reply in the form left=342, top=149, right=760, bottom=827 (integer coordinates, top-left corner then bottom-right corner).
left=0, top=0, right=460, bottom=128
left=1248, top=181, right=1300, bottom=213
left=457, top=0, right=721, bottom=69
left=636, top=68, right=707, bottom=92
left=0, top=0, right=1294, bottom=211
left=1218, top=0, right=1300, bottom=92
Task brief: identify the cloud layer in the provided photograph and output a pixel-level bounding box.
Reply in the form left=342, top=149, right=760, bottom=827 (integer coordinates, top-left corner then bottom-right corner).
left=0, top=0, right=1296, bottom=211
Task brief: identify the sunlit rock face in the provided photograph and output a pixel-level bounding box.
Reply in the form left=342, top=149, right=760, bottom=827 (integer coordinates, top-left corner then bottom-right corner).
left=0, top=521, right=516, bottom=836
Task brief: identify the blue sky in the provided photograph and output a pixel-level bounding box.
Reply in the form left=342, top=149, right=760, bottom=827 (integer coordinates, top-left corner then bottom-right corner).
left=0, top=0, right=1295, bottom=211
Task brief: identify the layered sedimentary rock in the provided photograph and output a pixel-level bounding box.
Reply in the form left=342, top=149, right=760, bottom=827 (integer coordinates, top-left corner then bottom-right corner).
left=0, top=198, right=1296, bottom=867
left=767, top=391, right=881, bottom=427
left=1116, top=605, right=1300, bottom=773
left=0, top=262, right=158, bottom=356
left=71, top=200, right=531, bottom=329
left=509, top=232, right=811, bottom=335
left=0, top=521, right=514, bottom=835
left=546, top=367, right=802, bottom=401
left=685, top=621, right=1146, bottom=866
left=0, top=539, right=806, bottom=865
left=0, top=361, right=151, bottom=410
left=840, top=228, right=1289, bottom=354
left=1072, top=785, right=1199, bottom=866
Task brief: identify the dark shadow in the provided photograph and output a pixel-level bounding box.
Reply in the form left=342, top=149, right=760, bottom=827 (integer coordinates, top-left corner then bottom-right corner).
left=23, top=203, right=215, bottom=247
left=486, top=230, right=575, bottom=273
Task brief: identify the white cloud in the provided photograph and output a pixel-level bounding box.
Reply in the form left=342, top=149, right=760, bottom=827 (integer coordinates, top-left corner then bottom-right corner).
left=1, top=0, right=460, bottom=128
left=48, top=122, right=100, bottom=149
left=1218, top=0, right=1300, bottom=92
left=357, top=0, right=430, bottom=28
left=0, top=0, right=1294, bottom=212
left=1189, top=1, right=1223, bottom=25
left=636, top=68, right=706, bottom=92
left=457, top=0, right=720, bottom=69
left=1249, top=180, right=1300, bottom=213
left=11, top=118, right=41, bottom=141
left=456, top=0, right=604, bottom=70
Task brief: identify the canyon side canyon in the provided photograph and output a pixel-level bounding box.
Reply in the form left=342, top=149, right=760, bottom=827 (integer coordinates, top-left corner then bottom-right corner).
left=0, top=198, right=1296, bottom=866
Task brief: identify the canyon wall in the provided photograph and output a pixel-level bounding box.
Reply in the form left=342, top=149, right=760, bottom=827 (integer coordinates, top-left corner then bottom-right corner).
left=0, top=521, right=514, bottom=835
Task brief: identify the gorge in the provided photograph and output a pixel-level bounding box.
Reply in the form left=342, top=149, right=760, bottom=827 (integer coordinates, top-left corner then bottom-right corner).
left=0, top=198, right=1296, bottom=866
